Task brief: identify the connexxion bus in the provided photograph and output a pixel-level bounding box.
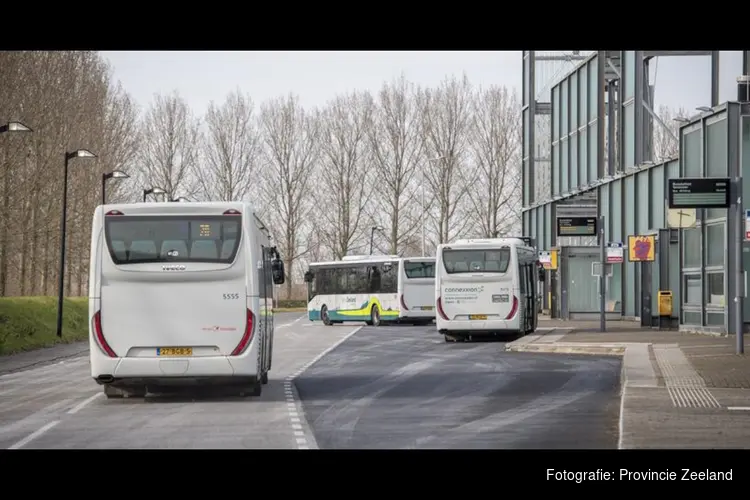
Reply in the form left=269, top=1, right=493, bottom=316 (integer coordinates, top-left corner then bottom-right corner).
left=88, top=201, right=285, bottom=399
left=435, top=238, right=540, bottom=342
left=303, top=255, right=436, bottom=326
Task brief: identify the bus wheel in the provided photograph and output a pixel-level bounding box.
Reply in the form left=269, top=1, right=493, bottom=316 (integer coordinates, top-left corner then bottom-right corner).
left=321, top=305, right=333, bottom=326
left=103, top=384, right=125, bottom=399
left=261, top=371, right=269, bottom=384
left=370, top=305, right=381, bottom=327
left=242, top=382, right=262, bottom=397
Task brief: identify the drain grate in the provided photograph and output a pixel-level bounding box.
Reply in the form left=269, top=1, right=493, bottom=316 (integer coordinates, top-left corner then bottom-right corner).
left=652, top=345, right=720, bottom=409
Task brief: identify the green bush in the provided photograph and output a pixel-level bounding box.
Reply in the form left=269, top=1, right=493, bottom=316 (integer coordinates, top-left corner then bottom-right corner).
left=0, top=297, right=89, bottom=355
left=277, top=300, right=307, bottom=309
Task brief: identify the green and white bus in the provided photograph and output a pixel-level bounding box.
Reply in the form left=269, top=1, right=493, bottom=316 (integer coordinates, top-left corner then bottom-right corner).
left=303, top=255, right=436, bottom=327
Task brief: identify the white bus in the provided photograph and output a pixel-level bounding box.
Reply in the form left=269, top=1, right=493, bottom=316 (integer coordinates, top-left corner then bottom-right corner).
left=88, top=201, right=286, bottom=399
left=435, top=238, right=541, bottom=342
left=303, top=255, right=436, bottom=326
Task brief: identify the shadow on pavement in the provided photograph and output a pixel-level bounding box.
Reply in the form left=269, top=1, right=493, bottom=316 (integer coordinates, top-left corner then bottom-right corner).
left=100, top=379, right=290, bottom=404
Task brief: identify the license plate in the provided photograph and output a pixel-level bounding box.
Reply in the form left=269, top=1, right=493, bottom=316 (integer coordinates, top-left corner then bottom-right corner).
left=157, top=347, right=193, bottom=357
left=469, top=315, right=487, bottom=320
left=422, top=306, right=434, bottom=311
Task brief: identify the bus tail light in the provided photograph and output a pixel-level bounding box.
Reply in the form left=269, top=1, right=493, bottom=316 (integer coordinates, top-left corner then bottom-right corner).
left=437, top=297, right=449, bottom=320
left=231, top=309, right=255, bottom=356
left=505, top=296, right=519, bottom=320
left=400, top=294, right=408, bottom=310
left=93, top=311, right=117, bottom=357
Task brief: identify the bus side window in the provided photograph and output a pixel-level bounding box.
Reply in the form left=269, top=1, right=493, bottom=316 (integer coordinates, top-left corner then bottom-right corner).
left=369, top=267, right=381, bottom=293
left=519, top=263, right=527, bottom=295
left=381, top=263, right=397, bottom=293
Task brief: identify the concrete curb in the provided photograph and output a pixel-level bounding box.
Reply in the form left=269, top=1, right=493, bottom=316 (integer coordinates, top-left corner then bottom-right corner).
left=505, top=342, right=626, bottom=356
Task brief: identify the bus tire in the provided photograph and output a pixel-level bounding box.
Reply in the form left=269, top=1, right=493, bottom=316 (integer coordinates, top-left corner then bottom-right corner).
left=321, top=305, right=333, bottom=326
left=261, top=371, right=269, bottom=384
left=103, top=384, right=124, bottom=399
left=242, top=382, right=262, bottom=397
left=370, top=305, right=381, bottom=327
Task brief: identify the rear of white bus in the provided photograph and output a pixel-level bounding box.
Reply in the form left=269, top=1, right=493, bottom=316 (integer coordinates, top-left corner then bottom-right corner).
left=435, top=244, right=520, bottom=337
left=88, top=203, right=260, bottom=394
left=398, top=258, right=436, bottom=324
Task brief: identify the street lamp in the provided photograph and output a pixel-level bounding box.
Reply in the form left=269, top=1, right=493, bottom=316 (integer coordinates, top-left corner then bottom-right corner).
left=369, top=226, right=383, bottom=255
left=0, top=121, right=33, bottom=134
left=425, top=155, right=447, bottom=256
left=57, top=149, right=97, bottom=338
left=101, top=170, right=130, bottom=206
left=143, top=186, right=166, bottom=202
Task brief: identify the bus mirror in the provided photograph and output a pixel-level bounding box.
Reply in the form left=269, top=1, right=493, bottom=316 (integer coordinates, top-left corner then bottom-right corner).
left=272, top=259, right=285, bottom=285
left=303, top=271, right=313, bottom=283
left=538, top=268, right=546, bottom=282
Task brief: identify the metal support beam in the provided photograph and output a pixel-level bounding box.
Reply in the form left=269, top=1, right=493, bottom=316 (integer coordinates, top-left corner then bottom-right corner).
left=535, top=101, right=551, bottom=114
left=535, top=55, right=589, bottom=61
left=529, top=52, right=537, bottom=205
left=597, top=51, right=606, bottom=179
left=644, top=51, right=713, bottom=58
left=711, top=51, right=720, bottom=107
left=743, top=50, right=749, bottom=75
left=607, top=82, right=616, bottom=175
left=606, top=58, right=621, bottom=79
left=633, top=51, right=645, bottom=166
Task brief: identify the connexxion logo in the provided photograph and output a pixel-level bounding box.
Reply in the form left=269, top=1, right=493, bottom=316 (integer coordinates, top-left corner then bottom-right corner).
left=444, top=286, right=484, bottom=293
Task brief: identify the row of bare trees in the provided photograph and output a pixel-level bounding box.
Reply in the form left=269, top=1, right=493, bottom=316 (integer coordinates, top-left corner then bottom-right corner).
left=1, top=52, right=526, bottom=299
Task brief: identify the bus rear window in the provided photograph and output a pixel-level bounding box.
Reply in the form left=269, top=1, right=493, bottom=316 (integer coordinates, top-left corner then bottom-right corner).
left=104, top=215, right=241, bottom=265
left=404, top=261, right=435, bottom=278
left=442, top=248, right=510, bottom=274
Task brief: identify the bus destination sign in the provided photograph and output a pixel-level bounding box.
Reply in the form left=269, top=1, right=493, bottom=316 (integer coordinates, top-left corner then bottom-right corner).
left=668, top=177, right=731, bottom=209
left=556, top=217, right=597, bottom=237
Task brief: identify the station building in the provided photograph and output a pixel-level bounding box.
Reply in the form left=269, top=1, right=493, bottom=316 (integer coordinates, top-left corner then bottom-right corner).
left=521, top=51, right=750, bottom=334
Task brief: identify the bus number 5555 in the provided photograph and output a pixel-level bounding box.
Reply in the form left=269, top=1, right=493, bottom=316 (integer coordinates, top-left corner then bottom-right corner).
left=223, top=293, right=240, bottom=300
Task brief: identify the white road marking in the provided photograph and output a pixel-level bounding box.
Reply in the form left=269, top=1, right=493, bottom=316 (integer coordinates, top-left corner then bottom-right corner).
left=67, top=392, right=102, bottom=415
left=727, top=406, right=750, bottom=411
left=284, top=325, right=364, bottom=450
left=8, top=420, right=59, bottom=449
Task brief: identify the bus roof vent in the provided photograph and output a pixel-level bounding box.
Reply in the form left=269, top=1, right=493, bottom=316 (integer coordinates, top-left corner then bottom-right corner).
left=223, top=209, right=241, bottom=215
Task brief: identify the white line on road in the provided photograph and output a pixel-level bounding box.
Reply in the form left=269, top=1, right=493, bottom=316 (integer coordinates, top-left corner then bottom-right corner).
left=8, top=420, right=59, bottom=449
left=727, top=406, right=750, bottom=411
left=283, top=325, right=364, bottom=450
left=67, top=392, right=103, bottom=415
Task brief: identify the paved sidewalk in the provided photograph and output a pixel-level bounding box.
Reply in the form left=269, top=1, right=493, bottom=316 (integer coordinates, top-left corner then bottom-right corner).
left=507, top=322, right=750, bottom=448
left=0, top=341, right=89, bottom=375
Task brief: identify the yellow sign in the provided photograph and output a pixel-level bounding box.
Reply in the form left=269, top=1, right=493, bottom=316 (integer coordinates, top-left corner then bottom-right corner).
left=539, top=249, right=559, bottom=270
left=628, top=235, right=655, bottom=262
left=658, top=291, right=673, bottom=317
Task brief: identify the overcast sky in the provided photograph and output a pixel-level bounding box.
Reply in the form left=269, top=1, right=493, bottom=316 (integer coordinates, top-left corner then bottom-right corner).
left=101, top=51, right=746, bottom=116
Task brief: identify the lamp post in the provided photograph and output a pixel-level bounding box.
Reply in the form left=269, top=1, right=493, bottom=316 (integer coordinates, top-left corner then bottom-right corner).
left=57, top=149, right=97, bottom=338
left=143, top=186, right=166, bottom=202
left=0, top=121, right=33, bottom=297
left=101, top=170, right=130, bottom=206
left=426, top=155, right=447, bottom=256
left=369, top=226, right=383, bottom=255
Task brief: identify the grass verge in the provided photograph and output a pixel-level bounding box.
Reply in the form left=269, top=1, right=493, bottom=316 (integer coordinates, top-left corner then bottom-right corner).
left=275, top=307, right=307, bottom=313
left=0, top=297, right=89, bottom=355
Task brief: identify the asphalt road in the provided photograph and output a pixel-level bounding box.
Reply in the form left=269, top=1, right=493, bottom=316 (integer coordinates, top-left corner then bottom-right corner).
left=294, top=324, right=622, bottom=449
left=0, top=312, right=355, bottom=449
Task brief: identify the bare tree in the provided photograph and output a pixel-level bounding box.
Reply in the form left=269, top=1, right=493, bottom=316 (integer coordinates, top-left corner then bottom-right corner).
left=652, top=104, right=687, bottom=161
left=197, top=89, right=260, bottom=202
left=466, top=85, right=522, bottom=238
left=0, top=51, right=140, bottom=297
left=314, top=91, right=373, bottom=259
left=258, top=94, right=320, bottom=298
left=138, top=91, right=201, bottom=201
left=367, top=75, right=424, bottom=255
left=419, top=74, right=474, bottom=245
